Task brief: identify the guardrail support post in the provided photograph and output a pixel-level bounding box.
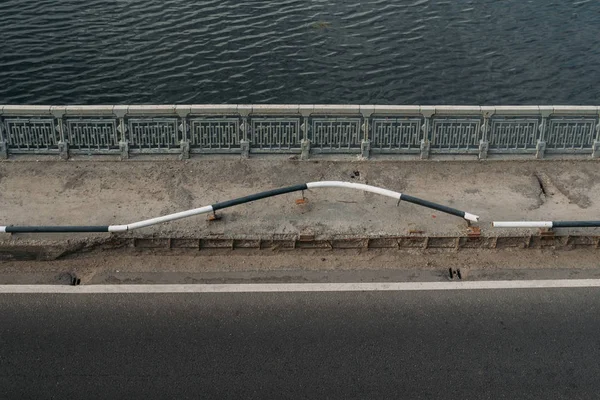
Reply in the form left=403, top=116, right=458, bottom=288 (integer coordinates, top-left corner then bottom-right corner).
left=300, top=107, right=312, bottom=160
left=478, top=140, right=488, bottom=160
left=301, top=139, right=311, bottom=160
left=119, top=141, right=129, bottom=159
left=535, top=140, right=546, bottom=159
left=360, top=106, right=373, bottom=159
left=536, top=109, right=551, bottom=159
left=239, top=107, right=251, bottom=158
left=420, top=140, right=430, bottom=159
left=177, top=107, right=190, bottom=160
left=592, top=141, right=600, bottom=158
left=479, top=111, right=490, bottom=160
left=114, top=106, right=129, bottom=160
left=52, top=107, right=68, bottom=160
left=0, top=122, right=7, bottom=159
left=58, top=141, right=69, bottom=160
left=240, top=140, right=250, bottom=158
left=180, top=141, right=190, bottom=160
left=593, top=119, right=600, bottom=158
left=0, top=140, right=7, bottom=159
left=420, top=108, right=434, bottom=159
left=361, top=139, right=370, bottom=159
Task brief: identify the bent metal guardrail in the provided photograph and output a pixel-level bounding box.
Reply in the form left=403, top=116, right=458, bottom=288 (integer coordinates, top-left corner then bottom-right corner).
left=0, top=181, right=479, bottom=233
left=0, top=105, right=599, bottom=160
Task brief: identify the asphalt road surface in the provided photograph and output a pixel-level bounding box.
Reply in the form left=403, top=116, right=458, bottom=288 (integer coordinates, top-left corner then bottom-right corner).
left=1, top=287, right=600, bottom=399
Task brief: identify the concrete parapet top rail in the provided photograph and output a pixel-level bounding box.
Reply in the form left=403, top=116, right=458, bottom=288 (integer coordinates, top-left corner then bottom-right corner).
left=2, top=104, right=600, bottom=116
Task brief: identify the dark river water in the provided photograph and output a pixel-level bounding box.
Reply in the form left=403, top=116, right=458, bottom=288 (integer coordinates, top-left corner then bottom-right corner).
left=0, top=0, right=598, bottom=105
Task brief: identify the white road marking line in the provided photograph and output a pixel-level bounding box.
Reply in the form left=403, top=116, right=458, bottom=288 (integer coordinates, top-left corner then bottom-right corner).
left=1, top=280, right=600, bottom=293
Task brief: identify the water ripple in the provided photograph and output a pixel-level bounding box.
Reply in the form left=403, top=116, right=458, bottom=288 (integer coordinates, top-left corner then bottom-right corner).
left=0, top=0, right=599, bottom=104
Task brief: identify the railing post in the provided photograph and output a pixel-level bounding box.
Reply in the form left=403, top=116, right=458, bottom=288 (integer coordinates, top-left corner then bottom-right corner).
left=114, top=105, right=129, bottom=160
left=479, top=109, right=492, bottom=160
left=593, top=115, right=600, bottom=158
left=360, top=139, right=370, bottom=159
left=240, top=139, right=250, bottom=158
left=177, top=106, right=190, bottom=160
left=238, top=105, right=251, bottom=158
left=51, top=106, right=68, bottom=160
left=300, top=105, right=312, bottom=160
left=301, top=137, right=311, bottom=160
left=360, top=105, right=374, bottom=159
left=420, top=107, right=434, bottom=159
left=0, top=113, right=7, bottom=159
left=536, top=108, right=551, bottom=159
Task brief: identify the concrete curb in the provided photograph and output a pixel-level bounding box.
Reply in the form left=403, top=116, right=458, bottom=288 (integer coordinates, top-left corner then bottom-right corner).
left=1, top=233, right=597, bottom=261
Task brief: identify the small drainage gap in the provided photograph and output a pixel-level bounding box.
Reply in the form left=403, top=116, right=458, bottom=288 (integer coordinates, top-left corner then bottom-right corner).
left=448, top=268, right=462, bottom=280
left=70, top=274, right=81, bottom=286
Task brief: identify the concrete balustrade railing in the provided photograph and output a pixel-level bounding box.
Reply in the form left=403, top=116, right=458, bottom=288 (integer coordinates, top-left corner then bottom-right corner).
left=1, top=104, right=599, bottom=160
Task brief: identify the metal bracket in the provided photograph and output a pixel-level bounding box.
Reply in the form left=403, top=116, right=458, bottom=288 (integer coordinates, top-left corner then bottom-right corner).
left=295, top=190, right=307, bottom=205
left=208, top=212, right=221, bottom=222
